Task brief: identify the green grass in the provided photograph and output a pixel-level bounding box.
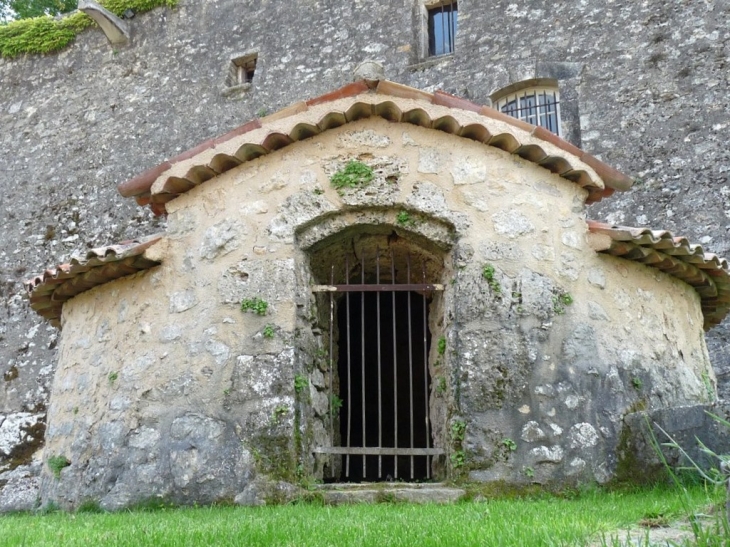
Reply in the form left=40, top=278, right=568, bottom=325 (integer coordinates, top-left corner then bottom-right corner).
left=0, top=484, right=721, bottom=547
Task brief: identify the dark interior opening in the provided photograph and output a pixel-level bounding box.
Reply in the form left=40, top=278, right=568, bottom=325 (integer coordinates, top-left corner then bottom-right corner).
left=336, top=290, right=432, bottom=482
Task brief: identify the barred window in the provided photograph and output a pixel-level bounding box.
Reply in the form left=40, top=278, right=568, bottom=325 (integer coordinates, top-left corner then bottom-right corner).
left=494, top=86, right=561, bottom=136
left=427, top=1, right=457, bottom=57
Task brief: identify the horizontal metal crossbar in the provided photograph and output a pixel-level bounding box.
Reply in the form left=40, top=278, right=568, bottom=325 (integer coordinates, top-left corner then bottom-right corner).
left=312, top=284, right=444, bottom=293
left=313, top=447, right=445, bottom=456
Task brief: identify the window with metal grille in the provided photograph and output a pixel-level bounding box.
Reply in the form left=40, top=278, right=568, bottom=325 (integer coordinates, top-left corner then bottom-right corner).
left=494, top=87, right=561, bottom=136
left=428, top=1, right=457, bottom=57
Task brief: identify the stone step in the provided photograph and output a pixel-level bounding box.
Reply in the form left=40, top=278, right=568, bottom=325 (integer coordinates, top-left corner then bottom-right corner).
left=313, top=483, right=466, bottom=505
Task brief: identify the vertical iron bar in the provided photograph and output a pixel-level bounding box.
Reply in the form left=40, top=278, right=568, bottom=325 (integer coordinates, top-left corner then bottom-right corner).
left=376, top=247, right=383, bottom=479
left=422, top=262, right=431, bottom=479
left=391, top=248, right=398, bottom=478
left=407, top=254, right=415, bottom=479
left=345, top=256, right=351, bottom=479
left=361, top=252, right=366, bottom=479
left=440, top=3, right=446, bottom=55
left=329, top=265, right=335, bottom=479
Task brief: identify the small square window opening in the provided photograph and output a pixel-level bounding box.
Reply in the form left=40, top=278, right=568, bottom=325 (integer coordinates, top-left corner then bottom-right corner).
left=428, top=2, right=457, bottom=57
left=226, top=53, right=258, bottom=88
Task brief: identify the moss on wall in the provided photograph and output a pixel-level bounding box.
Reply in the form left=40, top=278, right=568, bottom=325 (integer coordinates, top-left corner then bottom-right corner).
left=0, top=0, right=178, bottom=58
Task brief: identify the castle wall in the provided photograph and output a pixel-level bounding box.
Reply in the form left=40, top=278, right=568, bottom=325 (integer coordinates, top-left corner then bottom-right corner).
left=37, top=118, right=713, bottom=508
left=1, top=0, right=728, bottom=490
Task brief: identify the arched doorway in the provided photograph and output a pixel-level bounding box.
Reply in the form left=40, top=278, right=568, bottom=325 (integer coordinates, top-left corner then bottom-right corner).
left=307, top=224, right=447, bottom=482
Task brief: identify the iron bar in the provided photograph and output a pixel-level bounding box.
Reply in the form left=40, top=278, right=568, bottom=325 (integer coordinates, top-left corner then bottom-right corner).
left=361, top=252, right=366, bottom=478
left=407, top=254, right=415, bottom=479
left=422, top=261, right=431, bottom=479
left=376, top=248, right=383, bottom=479
left=328, top=265, right=335, bottom=479
left=345, top=256, right=351, bottom=478
left=312, top=284, right=444, bottom=293
left=391, top=248, right=398, bottom=478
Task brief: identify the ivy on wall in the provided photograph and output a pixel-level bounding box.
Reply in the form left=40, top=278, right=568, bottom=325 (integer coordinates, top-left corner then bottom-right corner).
left=0, top=0, right=178, bottom=58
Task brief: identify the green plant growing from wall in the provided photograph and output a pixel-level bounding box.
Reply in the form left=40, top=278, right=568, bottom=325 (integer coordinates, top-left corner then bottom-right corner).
left=330, top=160, right=373, bottom=191
left=0, top=0, right=179, bottom=58
left=451, top=420, right=466, bottom=442
left=450, top=450, right=465, bottom=469
left=482, top=264, right=502, bottom=295
left=396, top=211, right=416, bottom=227
left=294, top=374, right=308, bottom=394
left=329, top=394, right=343, bottom=416
left=701, top=371, right=715, bottom=402
left=437, top=336, right=446, bottom=356
left=47, top=455, right=70, bottom=478
left=524, top=466, right=535, bottom=478
left=501, top=438, right=517, bottom=451
left=552, top=291, right=574, bottom=315
left=262, top=324, right=275, bottom=338
left=631, top=377, right=643, bottom=391
left=271, top=404, right=289, bottom=425
left=435, top=376, right=447, bottom=394
left=108, top=371, right=118, bottom=384
left=241, top=297, right=268, bottom=316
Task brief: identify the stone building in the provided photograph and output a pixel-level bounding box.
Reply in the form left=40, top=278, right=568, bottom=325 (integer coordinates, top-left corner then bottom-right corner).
left=1, top=0, right=729, bottom=509
left=21, top=80, right=730, bottom=508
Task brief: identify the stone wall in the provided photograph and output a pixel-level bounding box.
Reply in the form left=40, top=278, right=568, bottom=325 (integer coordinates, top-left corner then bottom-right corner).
left=35, top=116, right=714, bottom=508
left=1, top=0, right=729, bottom=493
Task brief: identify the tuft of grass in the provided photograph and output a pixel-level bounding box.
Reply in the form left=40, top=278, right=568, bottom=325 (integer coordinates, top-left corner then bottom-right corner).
left=46, top=455, right=70, bottom=478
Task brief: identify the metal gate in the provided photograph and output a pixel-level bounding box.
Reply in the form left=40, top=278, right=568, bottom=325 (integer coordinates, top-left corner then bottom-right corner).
left=312, top=249, right=445, bottom=481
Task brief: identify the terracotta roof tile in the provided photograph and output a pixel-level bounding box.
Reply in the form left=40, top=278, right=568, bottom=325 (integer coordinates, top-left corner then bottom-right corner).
left=115, top=79, right=634, bottom=215
left=25, top=234, right=163, bottom=328
left=587, top=221, right=730, bottom=330
left=306, top=81, right=371, bottom=106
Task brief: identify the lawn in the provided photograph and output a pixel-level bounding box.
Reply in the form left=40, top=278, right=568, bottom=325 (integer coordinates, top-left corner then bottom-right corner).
left=0, top=484, right=722, bottom=547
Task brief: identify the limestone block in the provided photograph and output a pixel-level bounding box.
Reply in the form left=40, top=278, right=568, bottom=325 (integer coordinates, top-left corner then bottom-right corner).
left=568, top=423, right=599, bottom=449
left=0, top=413, right=42, bottom=456
left=268, top=192, right=337, bottom=243
left=492, top=210, right=535, bottom=239
left=336, top=130, right=391, bottom=149
left=169, top=289, right=198, bottom=313
left=451, top=157, right=487, bottom=185
left=521, top=421, right=547, bottom=443
left=0, top=464, right=40, bottom=513
left=418, top=148, right=448, bottom=174
left=530, top=445, right=564, bottom=463
left=199, top=219, right=245, bottom=260
left=218, top=259, right=297, bottom=306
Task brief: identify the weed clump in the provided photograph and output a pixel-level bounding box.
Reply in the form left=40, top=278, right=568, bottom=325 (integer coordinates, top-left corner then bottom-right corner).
left=241, top=297, right=269, bottom=316
left=47, top=455, right=70, bottom=478
left=330, top=160, right=373, bottom=191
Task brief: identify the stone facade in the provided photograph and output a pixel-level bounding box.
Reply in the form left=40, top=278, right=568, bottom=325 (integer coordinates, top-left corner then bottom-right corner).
left=1, top=0, right=729, bottom=507
left=32, top=100, right=717, bottom=508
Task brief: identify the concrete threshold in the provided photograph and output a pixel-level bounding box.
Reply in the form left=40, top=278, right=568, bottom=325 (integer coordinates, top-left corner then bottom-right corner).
left=312, top=482, right=466, bottom=505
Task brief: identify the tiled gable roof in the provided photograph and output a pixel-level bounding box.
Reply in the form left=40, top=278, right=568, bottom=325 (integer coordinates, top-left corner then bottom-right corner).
left=24, top=234, right=163, bottom=328
left=117, top=80, right=634, bottom=216
left=587, top=221, right=730, bottom=330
